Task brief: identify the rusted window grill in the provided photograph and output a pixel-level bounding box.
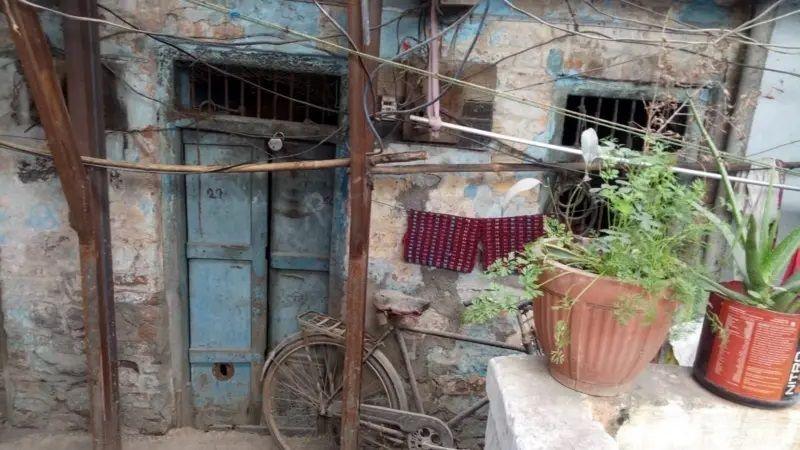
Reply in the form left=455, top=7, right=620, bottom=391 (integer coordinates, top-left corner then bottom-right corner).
left=175, top=61, right=341, bottom=126
left=560, top=95, right=688, bottom=151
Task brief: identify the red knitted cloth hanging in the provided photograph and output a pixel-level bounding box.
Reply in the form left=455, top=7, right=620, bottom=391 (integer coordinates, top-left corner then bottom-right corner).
left=481, top=215, right=546, bottom=268
left=403, top=210, right=481, bottom=273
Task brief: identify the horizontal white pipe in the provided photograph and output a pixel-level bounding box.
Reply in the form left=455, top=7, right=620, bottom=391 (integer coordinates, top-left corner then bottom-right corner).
left=409, top=115, right=800, bottom=192
left=410, top=115, right=583, bottom=156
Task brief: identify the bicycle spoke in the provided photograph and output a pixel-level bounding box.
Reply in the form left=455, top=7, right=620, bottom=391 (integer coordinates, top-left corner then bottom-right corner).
left=275, top=365, right=319, bottom=406
left=302, top=340, right=326, bottom=402
left=264, top=336, right=403, bottom=449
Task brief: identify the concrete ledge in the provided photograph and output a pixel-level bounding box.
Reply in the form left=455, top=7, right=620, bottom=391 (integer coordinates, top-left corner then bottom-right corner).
left=485, top=355, right=800, bottom=450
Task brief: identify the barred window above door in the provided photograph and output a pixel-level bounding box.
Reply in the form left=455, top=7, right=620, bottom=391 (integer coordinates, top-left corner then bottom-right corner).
left=174, top=61, right=341, bottom=126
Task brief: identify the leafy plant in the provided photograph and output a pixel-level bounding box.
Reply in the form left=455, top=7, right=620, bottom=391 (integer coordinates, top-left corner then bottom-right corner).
left=465, top=140, right=712, bottom=343
left=462, top=283, right=520, bottom=324
left=690, top=101, right=800, bottom=313
left=551, top=319, right=570, bottom=364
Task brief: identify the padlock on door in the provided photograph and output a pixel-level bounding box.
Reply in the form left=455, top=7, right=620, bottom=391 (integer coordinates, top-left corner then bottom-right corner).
left=268, top=132, right=284, bottom=152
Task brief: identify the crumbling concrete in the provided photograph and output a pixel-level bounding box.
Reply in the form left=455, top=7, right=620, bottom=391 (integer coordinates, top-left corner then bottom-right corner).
left=485, top=355, right=800, bottom=450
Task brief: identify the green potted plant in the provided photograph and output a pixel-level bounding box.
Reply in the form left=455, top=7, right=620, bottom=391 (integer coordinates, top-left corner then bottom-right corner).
left=466, top=142, right=710, bottom=396
left=690, top=107, right=800, bottom=408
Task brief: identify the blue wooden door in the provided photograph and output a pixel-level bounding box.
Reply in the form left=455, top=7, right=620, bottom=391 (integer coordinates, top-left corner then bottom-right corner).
left=268, top=142, right=335, bottom=347
left=184, top=131, right=268, bottom=426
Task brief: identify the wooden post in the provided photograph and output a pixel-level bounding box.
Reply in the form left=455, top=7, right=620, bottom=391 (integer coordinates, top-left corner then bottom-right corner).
left=3, top=1, right=121, bottom=448
left=340, top=0, right=381, bottom=447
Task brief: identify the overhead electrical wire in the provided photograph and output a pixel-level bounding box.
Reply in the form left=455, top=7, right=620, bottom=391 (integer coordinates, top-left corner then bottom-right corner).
left=15, top=0, right=800, bottom=177
left=100, top=5, right=423, bottom=49
left=747, top=138, right=800, bottom=158
left=579, top=0, right=798, bottom=54
left=51, top=0, right=800, bottom=175
left=502, top=0, right=800, bottom=52
left=356, top=0, right=486, bottom=152
left=95, top=6, right=339, bottom=115
left=0, top=133, right=422, bottom=174
left=407, top=114, right=800, bottom=191
left=27, top=0, right=800, bottom=175
left=379, top=0, right=490, bottom=117
left=180, top=0, right=800, bottom=175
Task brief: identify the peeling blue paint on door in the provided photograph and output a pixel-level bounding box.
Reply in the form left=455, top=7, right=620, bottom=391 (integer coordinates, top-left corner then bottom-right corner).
left=268, top=142, right=335, bottom=347
left=184, top=131, right=268, bottom=426
left=183, top=133, right=335, bottom=425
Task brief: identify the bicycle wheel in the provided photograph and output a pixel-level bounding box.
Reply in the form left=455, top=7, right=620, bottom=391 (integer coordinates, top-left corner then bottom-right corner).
left=263, top=334, right=408, bottom=449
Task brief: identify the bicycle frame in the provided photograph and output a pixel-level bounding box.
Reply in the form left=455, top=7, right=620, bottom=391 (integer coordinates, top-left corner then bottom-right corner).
left=387, top=305, right=539, bottom=429
left=260, top=308, right=539, bottom=448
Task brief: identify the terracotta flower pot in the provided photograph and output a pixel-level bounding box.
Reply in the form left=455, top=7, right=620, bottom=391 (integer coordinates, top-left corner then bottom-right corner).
left=534, top=261, right=677, bottom=396
left=693, top=281, right=800, bottom=408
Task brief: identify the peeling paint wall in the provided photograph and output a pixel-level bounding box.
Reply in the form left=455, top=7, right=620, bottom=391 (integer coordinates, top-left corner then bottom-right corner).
left=0, top=0, right=348, bottom=434
left=370, top=1, right=746, bottom=444
left=0, top=0, right=747, bottom=439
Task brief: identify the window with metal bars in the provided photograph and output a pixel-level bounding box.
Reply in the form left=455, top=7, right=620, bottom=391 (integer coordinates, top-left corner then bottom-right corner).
left=560, top=95, right=688, bottom=151
left=174, top=61, right=341, bottom=126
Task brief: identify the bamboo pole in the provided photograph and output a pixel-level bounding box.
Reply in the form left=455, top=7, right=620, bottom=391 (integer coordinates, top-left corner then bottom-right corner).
left=0, top=139, right=426, bottom=173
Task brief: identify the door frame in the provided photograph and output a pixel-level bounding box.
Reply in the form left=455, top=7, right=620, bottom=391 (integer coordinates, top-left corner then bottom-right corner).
left=156, top=47, right=348, bottom=426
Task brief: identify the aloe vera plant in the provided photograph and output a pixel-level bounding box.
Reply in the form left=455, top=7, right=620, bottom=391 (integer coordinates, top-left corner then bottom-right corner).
left=691, top=102, right=800, bottom=314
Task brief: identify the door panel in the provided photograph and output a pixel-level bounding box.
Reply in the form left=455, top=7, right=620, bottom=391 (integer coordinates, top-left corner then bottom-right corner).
left=268, top=143, right=335, bottom=347
left=189, top=363, right=251, bottom=420
left=188, top=259, right=251, bottom=349
left=186, top=145, right=255, bottom=246
left=184, top=131, right=267, bottom=426
left=269, top=269, right=331, bottom=344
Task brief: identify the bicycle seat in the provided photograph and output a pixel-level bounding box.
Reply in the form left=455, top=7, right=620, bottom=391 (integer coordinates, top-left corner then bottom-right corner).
left=373, top=290, right=431, bottom=317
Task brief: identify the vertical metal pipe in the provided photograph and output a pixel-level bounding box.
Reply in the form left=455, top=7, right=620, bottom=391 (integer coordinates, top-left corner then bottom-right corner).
left=340, top=0, right=381, bottom=447
left=3, top=1, right=121, bottom=448
left=62, top=1, right=121, bottom=448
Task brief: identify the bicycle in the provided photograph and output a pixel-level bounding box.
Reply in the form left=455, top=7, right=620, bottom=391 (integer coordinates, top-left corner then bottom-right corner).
left=259, top=292, right=539, bottom=449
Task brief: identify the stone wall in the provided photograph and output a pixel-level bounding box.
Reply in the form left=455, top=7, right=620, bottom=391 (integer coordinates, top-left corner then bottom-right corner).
left=367, top=1, right=746, bottom=444
left=0, top=0, right=348, bottom=434
left=0, top=0, right=748, bottom=438
left=0, top=54, right=170, bottom=434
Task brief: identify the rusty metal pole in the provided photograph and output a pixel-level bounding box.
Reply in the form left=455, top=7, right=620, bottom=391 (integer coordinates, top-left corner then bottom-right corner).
left=2, top=1, right=121, bottom=448
left=61, top=0, right=121, bottom=448
left=340, top=0, right=381, bottom=447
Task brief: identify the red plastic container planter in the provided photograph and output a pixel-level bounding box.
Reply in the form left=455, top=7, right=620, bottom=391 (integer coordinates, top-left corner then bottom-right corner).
left=693, top=281, right=800, bottom=408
